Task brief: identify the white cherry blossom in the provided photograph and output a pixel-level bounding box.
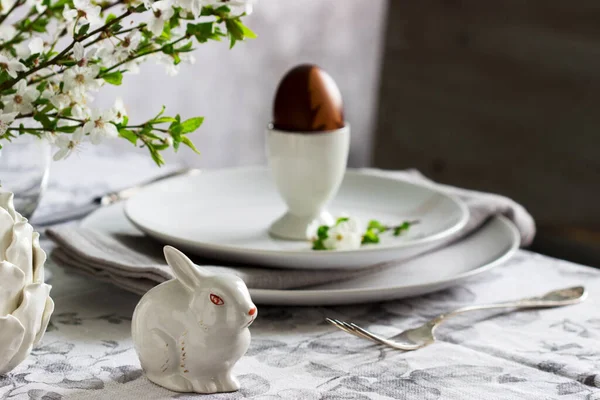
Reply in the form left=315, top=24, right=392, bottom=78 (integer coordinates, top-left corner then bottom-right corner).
left=63, top=0, right=102, bottom=28
left=148, top=0, right=174, bottom=36
left=204, top=0, right=253, bottom=15
left=62, top=65, right=101, bottom=99
left=72, top=103, right=91, bottom=119
left=82, top=108, right=118, bottom=144
left=112, top=98, right=127, bottom=123
left=0, top=25, right=16, bottom=42
left=0, top=0, right=16, bottom=15
left=156, top=53, right=179, bottom=76
left=0, top=110, right=18, bottom=135
left=73, top=42, right=98, bottom=67
left=49, top=93, right=71, bottom=110
left=53, top=129, right=85, bottom=161
left=15, top=37, right=45, bottom=59
left=121, top=31, right=141, bottom=55
left=0, top=54, right=26, bottom=78
left=26, top=0, right=46, bottom=13
left=2, top=80, right=39, bottom=114
left=122, top=60, right=141, bottom=74
left=156, top=52, right=195, bottom=76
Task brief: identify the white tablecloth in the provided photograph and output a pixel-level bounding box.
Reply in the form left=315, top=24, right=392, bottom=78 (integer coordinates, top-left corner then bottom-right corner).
left=3, top=150, right=599, bottom=400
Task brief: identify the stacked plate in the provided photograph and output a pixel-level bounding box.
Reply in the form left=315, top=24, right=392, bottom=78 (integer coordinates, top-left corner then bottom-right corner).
left=82, top=167, right=519, bottom=305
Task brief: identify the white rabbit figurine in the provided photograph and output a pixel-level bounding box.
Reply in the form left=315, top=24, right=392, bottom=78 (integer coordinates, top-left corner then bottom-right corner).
left=132, top=246, right=257, bottom=393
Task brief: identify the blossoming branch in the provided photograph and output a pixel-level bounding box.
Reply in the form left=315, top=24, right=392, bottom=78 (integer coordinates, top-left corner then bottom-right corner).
left=0, top=0, right=255, bottom=165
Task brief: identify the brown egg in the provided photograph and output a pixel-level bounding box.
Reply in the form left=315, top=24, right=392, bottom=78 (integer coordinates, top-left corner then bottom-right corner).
left=272, top=64, right=344, bottom=132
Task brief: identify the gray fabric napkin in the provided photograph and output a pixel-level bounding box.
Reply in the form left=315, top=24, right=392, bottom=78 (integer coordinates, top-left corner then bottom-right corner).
left=47, top=169, right=535, bottom=294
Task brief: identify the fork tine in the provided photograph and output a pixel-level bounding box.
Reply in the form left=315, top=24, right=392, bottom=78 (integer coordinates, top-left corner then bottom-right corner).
left=349, top=323, right=420, bottom=351
left=326, top=318, right=373, bottom=341
left=338, top=321, right=380, bottom=343
left=325, top=318, right=351, bottom=333
left=348, top=323, right=390, bottom=346
left=326, top=318, right=385, bottom=344
left=326, top=318, right=421, bottom=351
left=328, top=319, right=363, bottom=337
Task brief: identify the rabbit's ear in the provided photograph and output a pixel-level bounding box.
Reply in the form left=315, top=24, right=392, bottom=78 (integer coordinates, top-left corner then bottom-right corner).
left=163, top=246, right=211, bottom=291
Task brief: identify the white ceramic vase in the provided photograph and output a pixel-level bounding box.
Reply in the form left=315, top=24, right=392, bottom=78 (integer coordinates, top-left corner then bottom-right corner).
left=132, top=246, right=257, bottom=394
left=0, top=190, right=54, bottom=375
left=266, top=125, right=350, bottom=240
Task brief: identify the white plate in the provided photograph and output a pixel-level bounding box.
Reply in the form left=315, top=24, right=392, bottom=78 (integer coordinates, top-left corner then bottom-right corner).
left=124, top=167, right=469, bottom=270
left=82, top=204, right=519, bottom=305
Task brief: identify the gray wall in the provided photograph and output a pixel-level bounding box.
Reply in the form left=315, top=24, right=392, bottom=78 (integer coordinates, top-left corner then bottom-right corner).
left=373, top=0, right=600, bottom=228
left=95, top=0, right=388, bottom=168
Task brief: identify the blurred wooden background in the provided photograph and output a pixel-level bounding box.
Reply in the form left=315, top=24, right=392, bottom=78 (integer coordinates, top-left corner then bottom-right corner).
left=373, top=0, right=600, bottom=265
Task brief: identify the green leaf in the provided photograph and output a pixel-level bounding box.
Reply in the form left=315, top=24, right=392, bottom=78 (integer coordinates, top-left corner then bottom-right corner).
left=152, top=116, right=177, bottom=124
left=179, top=117, right=204, bottom=133
left=105, top=13, right=117, bottom=23
left=186, top=22, right=218, bottom=43
left=162, top=44, right=175, bottom=54
left=77, top=23, right=90, bottom=37
left=153, top=143, right=169, bottom=151
left=176, top=41, right=194, bottom=52
left=361, top=229, right=380, bottom=245
left=118, top=128, right=138, bottom=145
left=153, top=105, right=167, bottom=120
left=240, top=22, right=257, bottom=39
left=30, top=17, right=49, bottom=33
left=181, top=136, right=200, bottom=154
left=102, top=71, right=123, bottom=85
left=317, top=225, right=329, bottom=240
left=393, top=221, right=412, bottom=236
left=56, top=125, right=78, bottom=133
left=132, top=3, right=147, bottom=13
left=33, top=113, right=54, bottom=130
left=35, top=81, right=48, bottom=92
left=312, top=239, right=327, bottom=251
left=109, top=23, right=123, bottom=33
left=150, top=151, right=165, bottom=166
left=160, top=20, right=171, bottom=40
left=335, top=217, right=349, bottom=226
left=367, top=219, right=387, bottom=233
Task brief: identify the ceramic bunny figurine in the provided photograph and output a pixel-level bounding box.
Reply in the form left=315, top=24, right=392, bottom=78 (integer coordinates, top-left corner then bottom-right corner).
left=132, top=246, right=257, bottom=394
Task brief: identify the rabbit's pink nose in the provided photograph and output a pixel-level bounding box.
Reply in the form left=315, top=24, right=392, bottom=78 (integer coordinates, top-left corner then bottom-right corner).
left=248, top=307, right=257, bottom=316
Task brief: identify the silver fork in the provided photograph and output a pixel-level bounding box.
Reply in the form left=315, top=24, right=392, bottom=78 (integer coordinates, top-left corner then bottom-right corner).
left=326, top=286, right=587, bottom=351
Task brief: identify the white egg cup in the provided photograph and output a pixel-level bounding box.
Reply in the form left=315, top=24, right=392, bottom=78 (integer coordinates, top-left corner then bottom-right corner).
left=266, top=124, right=350, bottom=240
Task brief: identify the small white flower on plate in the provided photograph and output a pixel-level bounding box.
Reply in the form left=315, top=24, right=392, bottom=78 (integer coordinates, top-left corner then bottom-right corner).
left=2, top=79, right=39, bottom=114
left=323, top=218, right=362, bottom=251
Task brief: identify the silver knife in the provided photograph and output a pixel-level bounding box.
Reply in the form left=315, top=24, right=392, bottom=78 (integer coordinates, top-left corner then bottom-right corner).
left=32, top=168, right=199, bottom=226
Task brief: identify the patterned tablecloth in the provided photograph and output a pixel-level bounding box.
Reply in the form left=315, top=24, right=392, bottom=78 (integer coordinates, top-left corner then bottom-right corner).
left=2, top=152, right=599, bottom=400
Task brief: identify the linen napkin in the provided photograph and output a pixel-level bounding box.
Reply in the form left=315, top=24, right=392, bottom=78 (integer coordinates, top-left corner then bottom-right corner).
left=46, top=169, right=535, bottom=294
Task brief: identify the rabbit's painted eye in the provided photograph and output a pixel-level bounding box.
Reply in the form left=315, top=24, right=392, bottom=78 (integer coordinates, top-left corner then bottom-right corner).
left=210, top=294, right=224, bottom=306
